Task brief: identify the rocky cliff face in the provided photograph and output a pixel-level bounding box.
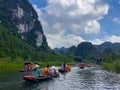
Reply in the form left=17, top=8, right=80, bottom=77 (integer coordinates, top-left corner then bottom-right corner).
left=0, top=0, right=48, bottom=48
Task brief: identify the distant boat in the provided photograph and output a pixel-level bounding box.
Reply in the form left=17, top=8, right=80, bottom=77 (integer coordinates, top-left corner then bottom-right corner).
left=78, top=62, right=85, bottom=69
left=86, top=64, right=91, bottom=67
left=19, top=62, right=37, bottom=72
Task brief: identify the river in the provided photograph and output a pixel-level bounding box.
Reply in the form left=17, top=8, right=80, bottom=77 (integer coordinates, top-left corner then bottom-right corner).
left=0, top=65, right=120, bottom=90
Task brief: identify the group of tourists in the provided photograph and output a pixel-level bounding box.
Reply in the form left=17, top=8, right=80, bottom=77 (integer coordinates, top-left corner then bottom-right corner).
left=24, top=63, right=33, bottom=71
left=22, top=62, right=71, bottom=78
left=32, top=64, right=71, bottom=77
left=22, top=62, right=72, bottom=83
left=32, top=64, right=59, bottom=77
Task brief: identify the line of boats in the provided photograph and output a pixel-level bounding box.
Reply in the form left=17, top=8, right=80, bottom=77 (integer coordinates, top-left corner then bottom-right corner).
left=20, top=62, right=91, bottom=83
left=22, top=69, right=70, bottom=82
left=20, top=62, right=71, bottom=83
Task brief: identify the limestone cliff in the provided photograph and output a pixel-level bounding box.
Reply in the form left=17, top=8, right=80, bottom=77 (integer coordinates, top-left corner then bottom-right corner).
left=0, top=0, right=48, bottom=49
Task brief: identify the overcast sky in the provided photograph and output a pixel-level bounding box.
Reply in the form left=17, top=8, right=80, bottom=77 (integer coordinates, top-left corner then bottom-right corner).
left=29, top=0, right=120, bottom=49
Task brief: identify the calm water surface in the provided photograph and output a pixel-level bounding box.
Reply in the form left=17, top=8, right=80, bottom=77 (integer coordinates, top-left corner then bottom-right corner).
left=0, top=66, right=120, bottom=90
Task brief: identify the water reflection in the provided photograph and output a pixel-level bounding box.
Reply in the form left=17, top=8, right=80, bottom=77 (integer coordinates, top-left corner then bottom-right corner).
left=0, top=66, right=120, bottom=90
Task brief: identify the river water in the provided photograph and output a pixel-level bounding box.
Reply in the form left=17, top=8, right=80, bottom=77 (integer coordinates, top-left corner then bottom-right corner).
left=0, top=65, right=120, bottom=90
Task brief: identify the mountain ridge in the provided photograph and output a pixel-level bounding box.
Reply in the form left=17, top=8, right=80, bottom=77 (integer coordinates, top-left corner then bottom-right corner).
left=54, top=41, right=120, bottom=63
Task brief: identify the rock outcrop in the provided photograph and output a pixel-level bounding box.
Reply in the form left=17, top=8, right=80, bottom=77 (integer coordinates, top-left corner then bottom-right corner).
left=0, top=0, right=48, bottom=49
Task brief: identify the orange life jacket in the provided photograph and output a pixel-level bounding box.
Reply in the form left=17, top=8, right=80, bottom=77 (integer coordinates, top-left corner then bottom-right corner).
left=42, top=67, right=49, bottom=76
left=65, top=65, right=71, bottom=71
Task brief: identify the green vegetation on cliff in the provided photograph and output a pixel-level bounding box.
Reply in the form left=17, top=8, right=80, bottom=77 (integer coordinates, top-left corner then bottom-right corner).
left=0, top=24, right=76, bottom=71
left=0, top=24, right=35, bottom=59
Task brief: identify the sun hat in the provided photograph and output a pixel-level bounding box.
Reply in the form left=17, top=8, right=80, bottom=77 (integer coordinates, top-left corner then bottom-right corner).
left=35, top=64, right=40, bottom=68
left=51, top=66, right=56, bottom=69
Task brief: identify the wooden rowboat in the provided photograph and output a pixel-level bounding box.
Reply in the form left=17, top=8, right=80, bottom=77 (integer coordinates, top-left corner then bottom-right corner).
left=23, top=75, right=52, bottom=82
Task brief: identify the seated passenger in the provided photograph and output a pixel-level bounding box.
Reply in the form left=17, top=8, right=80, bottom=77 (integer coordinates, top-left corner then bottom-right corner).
left=32, top=64, right=40, bottom=77
left=42, top=65, right=50, bottom=77
left=65, top=64, right=71, bottom=71
left=50, top=66, right=57, bottom=75
left=32, top=68, right=40, bottom=77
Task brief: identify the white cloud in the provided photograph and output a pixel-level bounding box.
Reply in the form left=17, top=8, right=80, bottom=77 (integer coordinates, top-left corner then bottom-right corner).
left=47, top=34, right=85, bottom=48
left=90, top=35, right=120, bottom=45
left=48, top=34, right=120, bottom=48
left=90, top=39, right=104, bottom=45
left=107, top=35, right=120, bottom=43
left=113, top=18, right=120, bottom=24
left=33, top=0, right=109, bottom=48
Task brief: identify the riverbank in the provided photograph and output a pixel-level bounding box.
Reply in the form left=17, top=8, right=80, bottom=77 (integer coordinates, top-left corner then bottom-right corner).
left=0, top=61, right=23, bottom=72
left=101, top=59, right=120, bottom=73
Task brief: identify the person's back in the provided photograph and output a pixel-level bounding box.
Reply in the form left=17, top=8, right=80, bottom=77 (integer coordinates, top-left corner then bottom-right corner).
left=65, top=65, right=68, bottom=71
left=50, top=66, right=56, bottom=74
left=32, top=68, right=40, bottom=77
left=42, top=65, right=50, bottom=76
left=65, top=65, right=71, bottom=71
left=67, top=65, right=71, bottom=71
